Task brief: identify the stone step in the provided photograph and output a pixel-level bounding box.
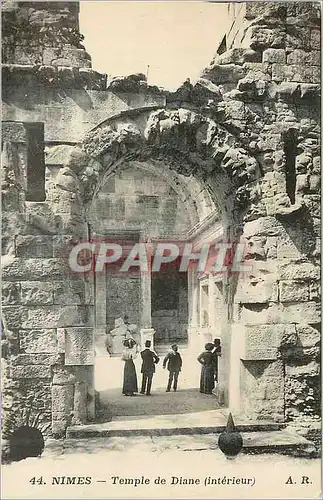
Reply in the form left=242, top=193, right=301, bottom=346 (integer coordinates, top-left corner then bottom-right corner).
left=57, top=430, right=315, bottom=457
left=239, top=430, right=316, bottom=456
left=67, top=410, right=286, bottom=439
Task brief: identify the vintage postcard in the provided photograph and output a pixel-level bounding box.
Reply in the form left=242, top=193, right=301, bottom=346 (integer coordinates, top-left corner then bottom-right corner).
left=1, top=0, right=321, bottom=499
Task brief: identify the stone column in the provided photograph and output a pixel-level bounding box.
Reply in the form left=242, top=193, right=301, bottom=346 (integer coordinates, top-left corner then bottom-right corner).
left=191, top=272, right=199, bottom=327
left=140, top=264, right=155, bottom=349
left=208, top=276, right=217, bottom=331
left=94, top=267, right=107, bottom=356
left=187, top=267, right=194, bottom=325
left=140, top=269, right=152, bottom=329
left=95, top=265, right=106, bottom=327
left=187, top=268, right=200, bottom=352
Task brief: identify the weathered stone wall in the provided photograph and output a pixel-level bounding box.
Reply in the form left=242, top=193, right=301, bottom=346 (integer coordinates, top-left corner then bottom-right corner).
left=2, top=2, right=166, bottom=142
left=1, top=129, right=96, bottom=452
left=2, top=122, right=53, bottom=453
left=203, top=1, right=321, bottom=422
left=2, top=1, right=88, bottom=67
left=1, top=1, right=321, bottom=453
left=90, top=163, right=194, bottom=237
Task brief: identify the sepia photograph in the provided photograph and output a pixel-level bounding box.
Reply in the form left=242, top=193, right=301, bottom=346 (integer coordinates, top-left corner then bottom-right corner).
left=1, top=0, right=322, bottom=498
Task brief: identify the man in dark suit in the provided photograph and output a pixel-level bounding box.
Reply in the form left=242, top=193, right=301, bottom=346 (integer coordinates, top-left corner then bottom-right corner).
left=140, top=340, right=159, bottom=396
left=212, top=338, right=221, bottom=382
left=163, top=344, right=182, bottom=392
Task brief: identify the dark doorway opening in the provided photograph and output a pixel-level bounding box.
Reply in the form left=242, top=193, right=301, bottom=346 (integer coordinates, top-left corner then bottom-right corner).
left=151, top=259, right=188, bottom=345
left=283, top=129, right=297, bottom=205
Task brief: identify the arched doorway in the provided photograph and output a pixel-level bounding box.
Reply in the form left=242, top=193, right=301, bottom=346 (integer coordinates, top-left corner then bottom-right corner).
left=77, top=106, right=259, bottom=420
left=31, top=104, right=263, bottom=432
left=87, top=158, right=226, bottom=416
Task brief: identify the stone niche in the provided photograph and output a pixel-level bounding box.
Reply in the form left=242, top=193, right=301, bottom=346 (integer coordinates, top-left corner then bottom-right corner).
left=152, top=270, right=188, bottom=344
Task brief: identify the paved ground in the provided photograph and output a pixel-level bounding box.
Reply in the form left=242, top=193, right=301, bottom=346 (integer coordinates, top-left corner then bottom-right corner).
left=4, top=349, right=320, bottom=500
left=95, top=353, right=223, bottom=422
left=2, top=435, right=321, bottom=499
left=94, top=351, right=203, bottom=392
left=94, top=351, right=219, bottom=420
left=98, top=388, right=220, bottom=420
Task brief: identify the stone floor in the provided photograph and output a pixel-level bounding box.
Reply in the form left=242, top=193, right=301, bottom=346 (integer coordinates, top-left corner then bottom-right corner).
left=94, top=349, right=217, bottom=420
left=94, top=349, right=202, bottom=393
left=67, top=408, right=286, bottom=438
left=97, top=388, right=220, bottom=420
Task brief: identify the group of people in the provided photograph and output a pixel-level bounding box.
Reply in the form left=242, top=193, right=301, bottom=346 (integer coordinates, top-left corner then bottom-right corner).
left=121, top=336, right=221, bottom=397
left=121, top=338, right=160, bottom=396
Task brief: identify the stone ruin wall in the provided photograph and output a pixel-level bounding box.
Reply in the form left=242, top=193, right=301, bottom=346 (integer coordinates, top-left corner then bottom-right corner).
left=212, top=1, right=321, bottom=424
left=1, top=1, right=321, bottom=453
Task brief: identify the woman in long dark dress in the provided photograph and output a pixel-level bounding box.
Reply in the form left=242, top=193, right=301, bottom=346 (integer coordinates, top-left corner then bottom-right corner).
left=122, top=338, right=138, bottom=396
left=197, top=342, right=217, bottom=394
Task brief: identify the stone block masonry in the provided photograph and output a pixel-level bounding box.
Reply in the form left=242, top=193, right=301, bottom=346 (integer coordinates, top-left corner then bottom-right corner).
left=201, top=1, right=321, bottom=423
left=1, top=1, right=321, bottom=452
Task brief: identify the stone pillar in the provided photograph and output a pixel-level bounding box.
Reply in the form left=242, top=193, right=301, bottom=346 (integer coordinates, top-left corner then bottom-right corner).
left=51, top=366, right=75, bottom=437
left=187, top=267, right=194, bottom=326
left=208, top=276, right=217, bottom=331
left=187, top=268, right=201, bottom=352
left=140, top=269, right=152, bottom=329
left=140, top=265, right=155, bottom=349
left=140, top=328, right=155, bottom=350
left=228, top=325, right=244, bottom=413
left=95, top=268, right=106, bottom=327
left=208, top=275, right=226, bottom=405
left=192, top=281, right=200, bottom=327
left=94, top=267, right=107, bottom=355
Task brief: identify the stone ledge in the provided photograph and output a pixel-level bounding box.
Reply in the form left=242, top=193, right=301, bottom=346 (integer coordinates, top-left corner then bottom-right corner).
left=2, top=65, right=169, bottom=96
left=200, top=64, right=246, bottom=84
left=107, top=74, right=163, bottom=96
left=66, top=412, right=285, bottom=439
left=2, top=64, right=107, bottom=90
left=44, top=428, right=317, bottom=457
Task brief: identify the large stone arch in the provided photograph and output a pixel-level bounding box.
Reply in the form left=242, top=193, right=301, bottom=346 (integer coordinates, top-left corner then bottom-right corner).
left=76, top=107, right=263, bottom=334
left=38, top=107, right=263, bottom=427
left=80, top=107, right=262, bottom=230
left=40, top=102, right=319, bottom=429
left=87, top=158, right=216, bottom=234
left=4, top=102, right=309, bottom=441
left=1, top=1, right=320, bottom=451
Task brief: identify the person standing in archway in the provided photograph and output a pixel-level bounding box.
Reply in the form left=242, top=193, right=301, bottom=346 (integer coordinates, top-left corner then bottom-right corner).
left=197, top=342, right=217, bottom=395
left=163, top=344, right=182, bottom=392
left=121, top=338, right=139, bottom=396
left=212, top=338, right=222, bottom=385
left=140, top=340, right=159, bottom=396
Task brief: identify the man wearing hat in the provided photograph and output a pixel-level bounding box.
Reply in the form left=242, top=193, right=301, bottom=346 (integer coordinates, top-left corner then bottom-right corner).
left=163, top=344, right=182, bottom=392
left=140, top=340, right=159, bottom=396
